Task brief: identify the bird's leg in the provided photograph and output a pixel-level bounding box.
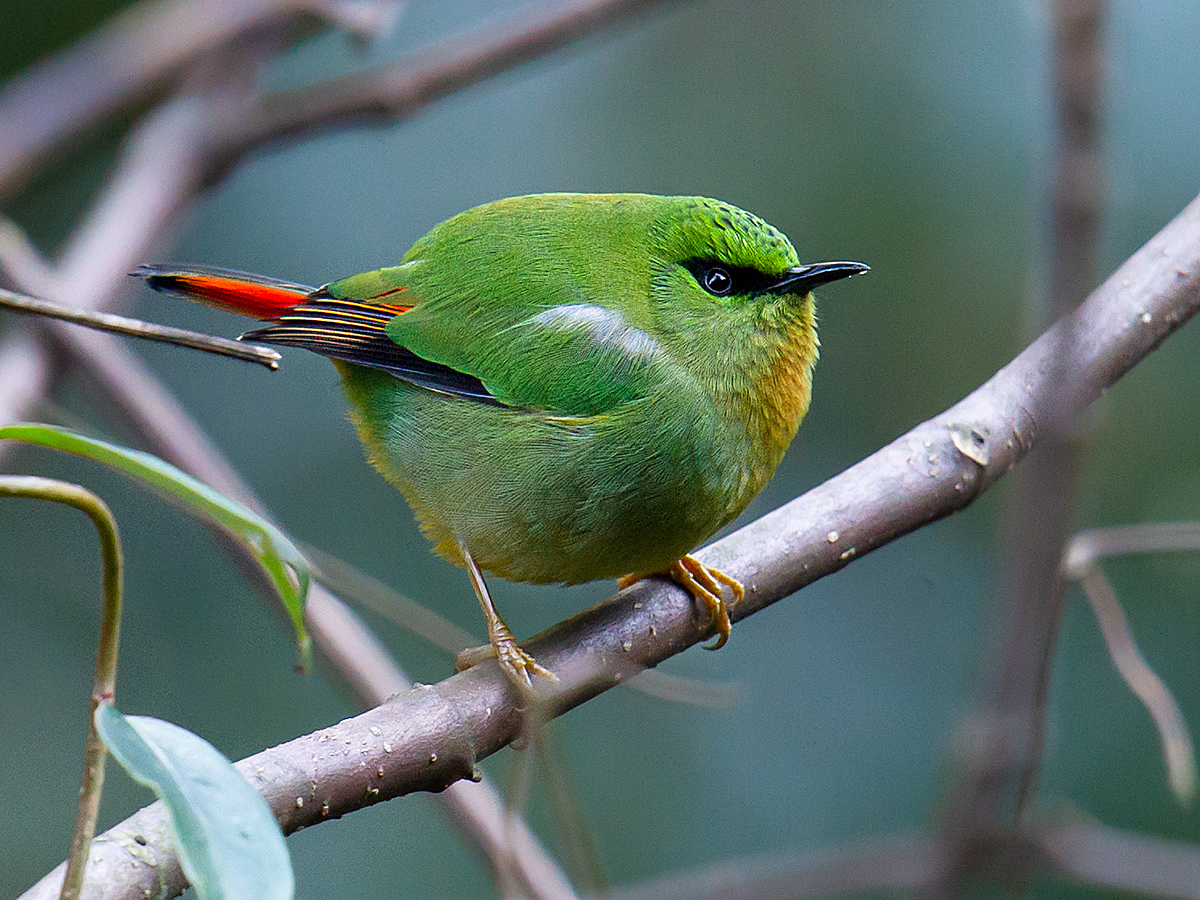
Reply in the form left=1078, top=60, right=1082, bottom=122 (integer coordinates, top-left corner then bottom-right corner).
left=618, top=554, right=744, bottom=649
left=455, top=543, right=558, bottom=688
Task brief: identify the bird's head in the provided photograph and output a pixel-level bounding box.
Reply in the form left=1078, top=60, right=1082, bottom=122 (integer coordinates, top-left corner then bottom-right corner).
left=647, top=196, right=867, bottom=334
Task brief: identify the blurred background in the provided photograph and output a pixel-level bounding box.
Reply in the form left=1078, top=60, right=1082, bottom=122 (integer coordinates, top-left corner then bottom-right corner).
left=3, top=0, right=1200, bottom=896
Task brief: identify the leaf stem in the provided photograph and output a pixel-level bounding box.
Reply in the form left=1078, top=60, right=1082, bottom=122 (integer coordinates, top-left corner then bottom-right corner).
left=0, top=476, right=123, bottom=900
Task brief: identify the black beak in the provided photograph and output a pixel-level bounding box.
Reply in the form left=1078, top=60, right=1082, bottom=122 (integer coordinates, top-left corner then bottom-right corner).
left=770, top=260, right=870, bottom=294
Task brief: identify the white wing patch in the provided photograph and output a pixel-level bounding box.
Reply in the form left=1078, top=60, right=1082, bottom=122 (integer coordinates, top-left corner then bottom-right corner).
left=529, top=304, right=663, bottom=361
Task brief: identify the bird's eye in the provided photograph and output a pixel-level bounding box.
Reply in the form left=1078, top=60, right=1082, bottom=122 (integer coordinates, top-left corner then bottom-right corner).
left=701, top=266, right=733, bottom=295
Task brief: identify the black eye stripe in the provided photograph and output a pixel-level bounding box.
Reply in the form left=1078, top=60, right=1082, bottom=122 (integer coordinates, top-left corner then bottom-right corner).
left=683, top=258, right=784, bottom=296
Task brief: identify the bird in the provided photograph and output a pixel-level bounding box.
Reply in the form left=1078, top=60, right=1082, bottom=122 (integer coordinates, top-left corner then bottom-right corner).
left=135, top=193, right=867, bottom=688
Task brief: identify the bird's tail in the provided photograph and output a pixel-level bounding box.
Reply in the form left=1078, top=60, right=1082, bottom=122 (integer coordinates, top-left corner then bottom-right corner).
left=132, top=264, right=316, bottom=319
left=133, top=263, right=496, bottom=401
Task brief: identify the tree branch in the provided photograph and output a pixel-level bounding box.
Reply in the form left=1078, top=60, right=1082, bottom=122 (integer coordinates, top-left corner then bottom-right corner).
left=1043, top=823, right=1200, bottom=898
left=203, top=0, right=681, bottom=182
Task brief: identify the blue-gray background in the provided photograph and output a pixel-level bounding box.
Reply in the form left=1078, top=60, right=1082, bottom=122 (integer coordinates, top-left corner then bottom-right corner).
left=4, top=0, right=1200, bottom=896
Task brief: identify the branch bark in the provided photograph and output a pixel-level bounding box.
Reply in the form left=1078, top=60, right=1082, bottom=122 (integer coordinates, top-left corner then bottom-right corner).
left=20, top=185, right=1200, bottom=900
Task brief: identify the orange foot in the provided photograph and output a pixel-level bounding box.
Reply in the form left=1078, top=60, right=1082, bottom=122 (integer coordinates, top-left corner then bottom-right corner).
left=619, top=554, right=744, bottom=649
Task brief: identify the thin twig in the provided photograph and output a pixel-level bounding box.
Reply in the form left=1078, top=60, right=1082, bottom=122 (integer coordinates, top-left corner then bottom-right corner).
left=1076, top=565, right=1196, bottom=801
left=592, top=823, right=1200, bottom=900
left=621, top=669, right=738, bottom=710
left=20, top=183, right=1200, bottom=900
left=304, top=543, right=478, bottom=652
left=1065, top=522, right=1200, bottom=566
left=598, top=833, right=940, bottom=900
left=0, top=477, right=123, bottom=900
left=536, top=731, right=608, bottom=894
left=1043, top=823, right=1200, bottom=898
left=1061, top=522, right=1200, bottom=804
left=0, top=285, right=281, bottom=369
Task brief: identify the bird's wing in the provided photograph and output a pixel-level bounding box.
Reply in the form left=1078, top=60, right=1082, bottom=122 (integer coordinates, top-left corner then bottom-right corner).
left=383, top=296, right=677, bottom=416
left=245, top=263, right=682, bottom=416
left=241, top=277, right=501, bottom=405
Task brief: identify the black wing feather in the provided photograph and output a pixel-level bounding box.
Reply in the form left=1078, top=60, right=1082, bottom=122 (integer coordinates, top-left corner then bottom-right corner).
left=243, top=293, right=501, bottom=405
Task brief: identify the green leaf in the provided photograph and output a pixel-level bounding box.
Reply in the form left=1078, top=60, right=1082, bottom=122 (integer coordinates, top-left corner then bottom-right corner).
left=95, top=704, right=294, bottom=900
left=0, top=422, right=311, bottom=670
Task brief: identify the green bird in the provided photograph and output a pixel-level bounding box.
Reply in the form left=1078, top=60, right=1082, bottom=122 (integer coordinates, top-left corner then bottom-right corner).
left=136, top=193, right=867, bottom=687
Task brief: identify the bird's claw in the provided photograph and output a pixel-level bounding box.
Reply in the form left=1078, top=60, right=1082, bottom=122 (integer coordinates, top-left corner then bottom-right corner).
left=496, top=639, right=558, bottom=687
left=622, top=555, right=744, bottom=649
left=456, top=627, right=558, bottom=690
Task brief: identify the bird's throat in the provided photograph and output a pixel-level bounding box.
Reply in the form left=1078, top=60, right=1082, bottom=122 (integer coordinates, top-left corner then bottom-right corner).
left=716, top=307, right=819, bottom=499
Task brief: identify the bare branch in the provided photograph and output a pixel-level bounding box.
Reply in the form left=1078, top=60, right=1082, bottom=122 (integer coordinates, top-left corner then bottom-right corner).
left=1044, top=824, right=1200, bottom=898
left=1003, top=0, right=1106, bottom=824
left=1061, top=522, right=1200, bottom=804
left=594, top=823, right=1200, bottom=900
left=204, top=0, right=681, bottom=180
left=20, top=185, right=1200, bottom=900
left=304, top=543, right=478, bottom=652
left=0, top=331, right=53, bottom=428
left=0, top=0, right=400, bottom=196
left=1075, top=564, right=1196, bottom=801
left=0, top=285, right=281, bottom=369
left=1066, top=522, right=1200, bottom=564
left=621, top=669, right=738, bottom=710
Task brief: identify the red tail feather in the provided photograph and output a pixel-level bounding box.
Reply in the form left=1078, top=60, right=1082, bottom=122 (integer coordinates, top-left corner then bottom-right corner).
left=133, top=264, right=315, bottom=319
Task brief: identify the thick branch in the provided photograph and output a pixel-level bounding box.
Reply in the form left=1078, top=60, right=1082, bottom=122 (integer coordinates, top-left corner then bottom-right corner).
left=21, top=190, right=1200, bottom=900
